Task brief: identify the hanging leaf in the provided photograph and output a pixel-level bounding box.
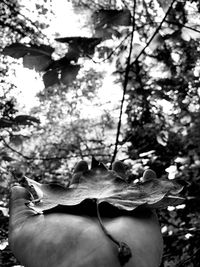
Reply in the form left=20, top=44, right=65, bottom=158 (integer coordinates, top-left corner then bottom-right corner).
left=92, top=9, right=131, bottom=39
left=60, top=64, right=80, bottom=85
left=43, top=70, right=59, bottom=88
left=23, top=159, right=184, bottom=213
left=23, top=54, right=52, bottom=71
left=0, top=118, right=13, bottom=128
left=2, top=43, right=29, bottom=59
left=93, top=9, right=131, bottom=28
left=3, top=43, right=54, bottom=71
left=64, top=47, right=80, bottom=62
left=3, top=43, right=54, bottom=58
left=14, top=115, right=40, bottom=125
left=95, top=27, right=120, bottom=40
left=46, top=57, right=71, bottom=71
left=55, top=37, right=102, bottom=56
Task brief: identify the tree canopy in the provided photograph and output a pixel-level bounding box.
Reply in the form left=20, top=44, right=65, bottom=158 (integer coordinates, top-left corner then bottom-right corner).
left=1, top=0, right=200, bottom=266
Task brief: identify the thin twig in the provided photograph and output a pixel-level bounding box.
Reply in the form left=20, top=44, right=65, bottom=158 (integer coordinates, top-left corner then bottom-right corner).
left=165, top=20, right=200, bottom=34
left=1, top=137, right=31, bottom=160
left=1, top=137, right=110, bottom=161
left=110, top=0, right=137, bottom=168
left=87, top=32, right=131, bottom=64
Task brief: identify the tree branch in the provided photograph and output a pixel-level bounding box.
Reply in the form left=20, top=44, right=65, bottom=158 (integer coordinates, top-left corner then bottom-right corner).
left=131, top=0, right=177, bottom=64
left=110, top=0, right=177, bottom=161
left=110, top=0, right=137, bottom=168
left=1, top=137, right=110, bottom=162
left=87, top=32, right=131, bottom=64
left=1, top=137, right=31, bottom=160
left=165, top=19, right=200, bottom=34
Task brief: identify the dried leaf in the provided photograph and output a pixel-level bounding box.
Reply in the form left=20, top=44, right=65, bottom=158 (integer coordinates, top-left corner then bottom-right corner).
left=24, top=159, right=184, bottom=213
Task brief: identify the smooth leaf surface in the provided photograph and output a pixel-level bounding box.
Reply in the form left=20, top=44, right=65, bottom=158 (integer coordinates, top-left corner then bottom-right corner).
left=43, top=70, right=59, bottom=88
left=23, top=54, right=52, bottom=71
left=24, top=161, right=184, bottom=213
left=60, top=64, right=80, bottom=85
left=3, top=43, right=54, bottom=71
left=14, top=115, right=40, bottom=125
left=3, top=43, right=54, bottom=58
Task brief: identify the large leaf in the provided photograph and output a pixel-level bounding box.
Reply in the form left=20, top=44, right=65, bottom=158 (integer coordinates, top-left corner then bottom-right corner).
left=55, top=37, right=102, bottom=56
left=23, top=54, right=52, bottom=71
left=3, top=43, right=30, bottom=59
left=3, top=43, right=54, bottom=58
left=14, top=115, right=40, bottom=125
left=93, top=9, right=132, bottom=28
left=43, top=70, right=59, bottom=88
left=3, top=43, right=81, bottom=87
left=23, top=159, right=184, bottom=213
left=0, top=115, right=39, bottom=128
left=92, top=9, right=131, bottom=39
left=42, top=64, right=80, bottom=87
left=60, top=64, right=80, bottom=85
left=0, top=118, right=13, bottom=128
left=3, top=43, right=54, bottom=71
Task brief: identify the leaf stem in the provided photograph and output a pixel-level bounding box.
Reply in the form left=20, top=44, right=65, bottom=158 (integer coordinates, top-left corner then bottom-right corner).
left=96, top=200, right=120, bottom=246
left=96, top=200, right=132, bottom=266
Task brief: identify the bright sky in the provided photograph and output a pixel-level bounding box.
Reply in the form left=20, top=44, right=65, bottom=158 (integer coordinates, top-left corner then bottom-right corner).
left=12, top=0, right=172, bottom=117
left=13, top=0, right=123, bottom=115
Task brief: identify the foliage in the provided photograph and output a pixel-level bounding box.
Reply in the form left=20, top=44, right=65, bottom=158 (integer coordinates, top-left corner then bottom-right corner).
left=1, top=0, right=200, bottom=266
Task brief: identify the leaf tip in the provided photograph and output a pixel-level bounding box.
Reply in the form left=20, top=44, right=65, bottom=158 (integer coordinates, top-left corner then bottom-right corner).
left=91, top=157, right=107, bottom=171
